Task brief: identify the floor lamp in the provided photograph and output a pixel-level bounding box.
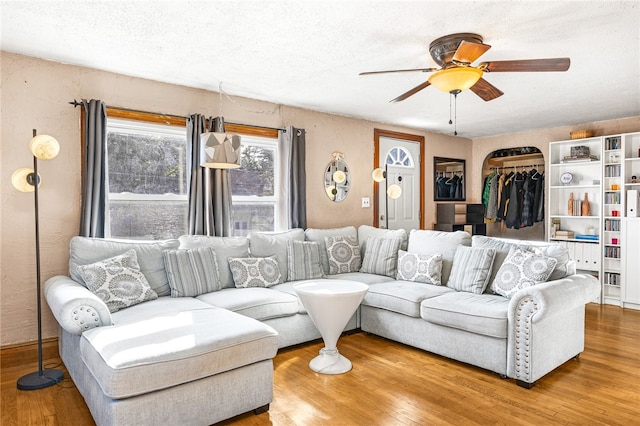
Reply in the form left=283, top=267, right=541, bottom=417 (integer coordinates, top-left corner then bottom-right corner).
left=11, top=129, right=65, bottom=390
left=372, top=165, right=402, bottom=229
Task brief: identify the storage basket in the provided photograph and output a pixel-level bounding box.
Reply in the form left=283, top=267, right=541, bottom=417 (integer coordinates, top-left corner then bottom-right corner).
left=570, top=130, right=595, bottom=139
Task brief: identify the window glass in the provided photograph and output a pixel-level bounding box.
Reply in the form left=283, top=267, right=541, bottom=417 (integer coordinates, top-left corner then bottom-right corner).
left=106, top=119, right=188, bottom=240
left=230, top=136, right=278, bottom=236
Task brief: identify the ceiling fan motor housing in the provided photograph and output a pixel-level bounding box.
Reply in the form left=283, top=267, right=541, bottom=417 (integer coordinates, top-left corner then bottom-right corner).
left=429, top=33, right=483, bottom=67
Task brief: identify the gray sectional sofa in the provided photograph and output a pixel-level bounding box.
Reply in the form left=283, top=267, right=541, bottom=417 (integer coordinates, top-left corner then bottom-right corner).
left=45, top=225, right=599, bottom=426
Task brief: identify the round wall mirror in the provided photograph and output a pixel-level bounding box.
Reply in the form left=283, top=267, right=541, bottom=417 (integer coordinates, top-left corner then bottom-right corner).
left=324, top=158, right=350, bottom=202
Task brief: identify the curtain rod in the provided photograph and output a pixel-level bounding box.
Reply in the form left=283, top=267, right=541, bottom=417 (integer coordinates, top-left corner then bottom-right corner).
left=68, top=99, right=286, bottom=132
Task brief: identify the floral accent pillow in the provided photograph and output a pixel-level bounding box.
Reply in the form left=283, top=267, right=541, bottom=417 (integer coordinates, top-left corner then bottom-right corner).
left=396, top=251, right=443, bottom=285
left=325, top=235, right=361, bottom=274
left=491, top=247, right=558, bottom=298
left=76, top=249, right=158, bottom=313
left=228, top=256, right=283, bottom=288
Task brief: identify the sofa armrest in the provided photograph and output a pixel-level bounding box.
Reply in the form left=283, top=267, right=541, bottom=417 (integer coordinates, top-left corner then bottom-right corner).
left=44, top=275, right=113, bottom=335
left=506, top=273, right=599, bottom=386
left=509, top=273, right=600, bottom=320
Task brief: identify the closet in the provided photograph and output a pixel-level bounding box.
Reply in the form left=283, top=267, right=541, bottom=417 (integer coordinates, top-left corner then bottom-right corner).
left=481, top=147, right=545, bottom=240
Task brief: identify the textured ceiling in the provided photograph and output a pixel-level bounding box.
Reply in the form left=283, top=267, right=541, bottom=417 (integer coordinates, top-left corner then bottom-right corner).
left=1, top=0, right=639, bottom=138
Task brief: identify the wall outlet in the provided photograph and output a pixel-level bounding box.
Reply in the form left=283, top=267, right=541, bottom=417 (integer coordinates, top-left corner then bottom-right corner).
left=362, top=197, right=370, bottom=208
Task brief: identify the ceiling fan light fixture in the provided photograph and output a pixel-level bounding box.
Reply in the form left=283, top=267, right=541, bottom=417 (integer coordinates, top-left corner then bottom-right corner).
left=428, top=67, right=483, bottom=93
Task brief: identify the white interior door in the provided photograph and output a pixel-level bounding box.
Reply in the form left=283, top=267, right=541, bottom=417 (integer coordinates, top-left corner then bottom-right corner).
left=378, top=137, right=421, bottom=230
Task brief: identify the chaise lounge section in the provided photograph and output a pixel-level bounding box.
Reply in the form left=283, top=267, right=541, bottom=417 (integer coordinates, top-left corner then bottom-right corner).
left=45, top=225, right=599, bottom=425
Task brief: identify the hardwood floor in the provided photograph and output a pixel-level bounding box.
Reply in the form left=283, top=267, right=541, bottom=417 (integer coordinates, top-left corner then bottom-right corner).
left=2, top=304, right=639, bottom=425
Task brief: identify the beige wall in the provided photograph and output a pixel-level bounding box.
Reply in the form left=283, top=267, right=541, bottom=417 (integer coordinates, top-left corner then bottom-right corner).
left=3, top=51, right=637, bottom=346
left=1, top=52, right=469, bottom=345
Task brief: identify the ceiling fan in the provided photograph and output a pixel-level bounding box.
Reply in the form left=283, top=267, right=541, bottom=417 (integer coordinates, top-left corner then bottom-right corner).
left=360, top=33, right=570, bottom=103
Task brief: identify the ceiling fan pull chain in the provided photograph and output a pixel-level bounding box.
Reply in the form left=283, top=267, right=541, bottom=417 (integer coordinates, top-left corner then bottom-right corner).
left=454, top=91, right=458, bottom=136
left=449, top=92, right=453, bottom=125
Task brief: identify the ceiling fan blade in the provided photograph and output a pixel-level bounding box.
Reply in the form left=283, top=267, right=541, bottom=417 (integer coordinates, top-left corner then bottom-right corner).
left=470, top=78, right=504, bottom=102
left=360, top=67, right=438, bottom=76
left=390, top=80, right=432, bottom=103
left=479, top=58, right=570, bottom=72
left=452, top=40, right=491, bottom=64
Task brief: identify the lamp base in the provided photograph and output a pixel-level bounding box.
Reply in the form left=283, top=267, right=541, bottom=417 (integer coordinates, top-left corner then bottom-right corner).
left=17, top=369, right=64, bottom=390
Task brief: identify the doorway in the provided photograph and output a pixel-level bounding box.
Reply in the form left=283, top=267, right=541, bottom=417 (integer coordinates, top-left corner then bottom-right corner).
left=374, top=129, right=425, bottom=230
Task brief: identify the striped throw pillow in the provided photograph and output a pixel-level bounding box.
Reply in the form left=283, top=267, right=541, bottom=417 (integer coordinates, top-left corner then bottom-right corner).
left=287, top=240, right=325, bottom=281
left=163, top=247, right=221, bottom=297
left=446, top=246, right=496, bottom=294
left=360, top=236, right=402, bottom=278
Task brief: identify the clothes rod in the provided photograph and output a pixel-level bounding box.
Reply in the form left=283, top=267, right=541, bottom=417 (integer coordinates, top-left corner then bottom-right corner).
left=68, top=100, right=286, bottom=132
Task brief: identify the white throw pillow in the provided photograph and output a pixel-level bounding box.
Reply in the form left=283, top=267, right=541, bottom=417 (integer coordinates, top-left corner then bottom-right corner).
left=76, top=249, right=158, bottom=313
left=325, top=235, right=361, bottom=274
left=447, top=246, right=496, bottom=294
left=491, top=247, right=558, bottom=298
left=396, top=251, right=443, bottom=285
left=228, top=256, right=283, bottom=288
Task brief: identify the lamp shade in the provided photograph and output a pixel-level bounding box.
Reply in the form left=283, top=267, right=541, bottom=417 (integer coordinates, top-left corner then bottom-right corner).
left=200, top=132, right=241, bottom=169
left=333, top=170, right=346, bottom=184
left=428, top=67, right=483, bottom=93
left=371, top=168, right=386, bottom=182
left=12, top=168, right=39, bottom=192
left=387, top=184, right=402, bottom=199
left=29, top=134, right=60, bottom=160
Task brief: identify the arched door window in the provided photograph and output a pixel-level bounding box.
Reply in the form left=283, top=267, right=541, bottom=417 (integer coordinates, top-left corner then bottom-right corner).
left=385, top=146, right=414, bottom=168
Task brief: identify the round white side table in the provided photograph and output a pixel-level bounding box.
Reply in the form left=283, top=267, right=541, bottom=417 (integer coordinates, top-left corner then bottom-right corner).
left=293, top=280, right=368, bottom=374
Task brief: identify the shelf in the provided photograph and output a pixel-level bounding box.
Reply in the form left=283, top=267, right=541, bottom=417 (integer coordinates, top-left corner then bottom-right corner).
left=550, top=161, right=601, bottom=167
left=549, top=215, right=600, bottom=219
left=549, top=184, right=599, bottom=189
left=486, top=152, right=543, bottom=167
left=550, top=238, right=600, bottom=243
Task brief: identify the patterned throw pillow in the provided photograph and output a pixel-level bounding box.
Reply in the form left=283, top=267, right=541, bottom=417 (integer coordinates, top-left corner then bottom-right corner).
left=360, top=236, right=402, bottom=278
left=76, top=249, right=158, bottom=313
left=287, top=240, right=325, bottom=281
left=228, top=256, right=283, bottom=288
left=163, top=247, right=220, bottom=297
left=491, top=247, right=558, bottom=298
left=396, top=251, right=443, bottom=285
left=325, top=235, right=361, bottom=274
left=447, top=246, right=496, bottom=294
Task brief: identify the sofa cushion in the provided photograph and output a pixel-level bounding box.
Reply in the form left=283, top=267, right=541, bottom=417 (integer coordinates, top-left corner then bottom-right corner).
left=305, top=226, right=357, bottom=274
left=287, top=240, right=324, bottom=281
left=249, top=229, right=305, bottom=282
left=362, top=281, right=455, bottom=317
left=178, top=235, right=250, bottom=289
left=110, top=296, right=213, bottom=324
left=163, top=246, right=221, bottom=296
left=69, top=236, right=179, bottom=296
left=446, top=246, right=496, bottom=294
left=471, top=235, right=570, bottom=285
left=270, top=281, right=308, bottom=313
left=76, top=249, right=158, bottom=313
left=420, top=292, right=510, bottom=339
left=360, top=236, right=402, bottom=278
left=490, top=247, right=558, bottom=298
left=197, top=287, right=299, bottom=320
left=80, top=307, right=278, bottom=399
left=357, top=225, right=408, bottom=258
left=396, top=251, right=443, bottom=285
left=407, top=230, right=471, bottom=284
left=325, top=235, right=362, bottom=274
left=328, top=272, right=396, bottom=285
left=228, top=256, right=283, bottom=288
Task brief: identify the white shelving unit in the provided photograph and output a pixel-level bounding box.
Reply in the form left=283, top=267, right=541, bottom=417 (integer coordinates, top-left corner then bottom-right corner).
left=548, top=132, right=640, bottom=309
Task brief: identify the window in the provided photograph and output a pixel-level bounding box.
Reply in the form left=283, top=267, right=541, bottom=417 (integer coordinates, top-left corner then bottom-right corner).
left=385, top=146, right=414, bottom=167
left=229, top=135, right=280, bottom=236
left=106, top=119, right=188, bottom=240
left=104, top=115, right=281, bottom=240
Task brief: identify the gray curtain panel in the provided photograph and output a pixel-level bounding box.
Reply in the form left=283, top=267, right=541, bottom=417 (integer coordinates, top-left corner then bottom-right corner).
left=279, top=126, right=307, bottom=229
left=79, top=99, right=108, bottom=237
left=186, top=115, right=233, bottom=236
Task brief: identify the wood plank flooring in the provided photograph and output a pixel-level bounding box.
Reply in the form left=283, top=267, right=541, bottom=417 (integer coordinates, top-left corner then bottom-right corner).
left=2, top=304, right=639, bottom=425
